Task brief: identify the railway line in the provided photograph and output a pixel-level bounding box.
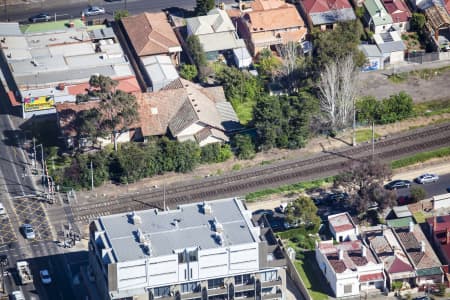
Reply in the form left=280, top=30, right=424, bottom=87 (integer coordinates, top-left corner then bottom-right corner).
left=71, top=122, right=450, bottom=223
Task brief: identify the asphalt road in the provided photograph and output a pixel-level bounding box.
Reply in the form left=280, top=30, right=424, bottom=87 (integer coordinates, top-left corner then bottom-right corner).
left=1, top=0, right=236, bottom=22
left=395, top=173, right=450, bottom=200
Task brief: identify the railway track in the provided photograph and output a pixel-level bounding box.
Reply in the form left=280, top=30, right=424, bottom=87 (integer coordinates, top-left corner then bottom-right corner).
left=71, top=122, right=450, bottom=223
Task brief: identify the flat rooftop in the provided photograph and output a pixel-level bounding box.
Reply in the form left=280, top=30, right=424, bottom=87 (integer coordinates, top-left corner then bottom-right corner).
left=99, top=198, right=258, bottom=262
left=328, top=212, right=355, bottom=233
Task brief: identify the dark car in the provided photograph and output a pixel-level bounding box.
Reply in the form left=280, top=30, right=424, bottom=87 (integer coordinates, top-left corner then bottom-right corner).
left=384, top=179, right=412, bottom=190
left=29, top=13, right=51, bottom=23
left=446, top=187, right=450, bottom=193
left=325, top=192, right=349, bottom=203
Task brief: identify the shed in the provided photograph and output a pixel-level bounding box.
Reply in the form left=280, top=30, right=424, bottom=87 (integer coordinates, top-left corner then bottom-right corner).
left=232, top=47, right=252, bottom=68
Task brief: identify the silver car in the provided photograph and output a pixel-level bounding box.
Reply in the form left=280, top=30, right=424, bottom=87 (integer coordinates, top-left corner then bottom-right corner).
left=22, top=224, right=36, bottom=239
left=415, top=173, right=439, bottom=184
left=82, top=6, right=106, bottom=16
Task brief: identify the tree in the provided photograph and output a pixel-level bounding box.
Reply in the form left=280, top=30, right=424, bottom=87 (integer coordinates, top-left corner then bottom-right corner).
left=276, top=42, right=302, bottom=90
left=253, top=95, right=282, bottom=149
left=410, top=186, right=427, bottom=203
left=335, top=158, right=395, bottom=215
left=255, top=49, right=280, bottom=80
left=114, top=10, right=129, bottom=21
left=201, top=143, right=232, bottom=163
left=233, top=134, right=255, bottom=159
left=186, top=35, right=207, bottom=76
left=285, top=196, right=321, bottom=231
left=179, top=64, right=198, bottom=81
left=318, top=55, right=359, bottom=131
left=410, top=13, right=426, bottom=32
left=195, top=0, right=215, bottom=16
left=76, top=109, right=102, bottom=141
left=89, top=74, right=118, bottom=95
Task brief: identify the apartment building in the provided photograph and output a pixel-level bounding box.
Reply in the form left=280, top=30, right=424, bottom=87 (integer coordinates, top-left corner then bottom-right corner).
left=89, top=198, right=286, bottom=300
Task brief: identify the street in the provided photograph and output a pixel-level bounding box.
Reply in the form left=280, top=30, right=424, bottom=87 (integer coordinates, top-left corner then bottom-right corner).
left=0, top=0, right=237, bottom=23
left=395, top=173, right=450, bottom=200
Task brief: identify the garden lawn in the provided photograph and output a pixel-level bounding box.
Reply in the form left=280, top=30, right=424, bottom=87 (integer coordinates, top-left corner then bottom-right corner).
left=414, top=99, right=450, bottom=116
left=231, top=99, right=255, bottom=125
left=294, top=251, right=331, bottom=300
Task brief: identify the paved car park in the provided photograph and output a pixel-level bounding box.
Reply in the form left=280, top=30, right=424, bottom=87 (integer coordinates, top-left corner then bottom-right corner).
left=13, top=198, right=53, bottom=241
left=0, top=215, right=17, bottom=245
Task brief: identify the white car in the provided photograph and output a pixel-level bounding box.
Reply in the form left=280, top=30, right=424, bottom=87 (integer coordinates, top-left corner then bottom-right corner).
left=0, top=203, right=6, bottom=216
left=11, top=290, right=25, bottom=300
left=82, top=6, right=106, bottom=16
left=40, top=269, right=52, bottom=284
left=415, top=173, right=439, bottom=184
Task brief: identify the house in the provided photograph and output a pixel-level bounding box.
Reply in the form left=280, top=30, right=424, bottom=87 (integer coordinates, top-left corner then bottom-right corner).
left=394, top=222, right=444, bottom=286
left=359, top=44, right=384, bottom=71
left=139, top=55, right=183, bottom=92
left=89, top=197, right=287, bottom=300
left=365, top=228, right=416, bottom=290
left=373, top=31, right=406, bottom=65
left=121, top=12, right=181, bottom=64
left=0, top=22, right=136, bottom=118
left=424, top=4, right=450, bottom=46
left=299, top=0, right=356, bottom=30
left=185, top=8, right=250, bottom=65
left=238, top=0, right=308, bottom=56
left=427, top=215, right=450, bottom=266
left=363, top=0, right=394, bottom=33
left=137, top=79, right=241, bottom=146
left=315, top=240, right=386, bottom=298
left=328, top=212, right=359, bottom=242
left=383, top=0, right=412, bottom=32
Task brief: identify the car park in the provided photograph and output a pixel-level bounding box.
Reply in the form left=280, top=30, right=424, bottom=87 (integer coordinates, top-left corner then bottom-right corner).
left=384, top=179, right=411, bottom=190
left=415, top=173, right=439, bottom=184
left=82, top=6, right=106, bottom=16
left=28, top=13, right=51, bottom=23
left=39, top=269, right=52, bottom=284
left=21, top=224, right=35, bottom=239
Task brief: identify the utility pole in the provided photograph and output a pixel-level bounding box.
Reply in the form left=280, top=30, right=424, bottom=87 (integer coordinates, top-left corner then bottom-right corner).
left=352, top=98, right=356, bottom=146
left=372, top=121, right=375, bottom=159
left=163, top=184, right=166, bottom=211
left=32, top=137, right=36, bottom=171
left=90, top=160, right=94, bottom=191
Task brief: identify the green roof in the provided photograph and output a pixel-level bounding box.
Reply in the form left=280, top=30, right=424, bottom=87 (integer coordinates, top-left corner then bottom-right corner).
left=364, top=0, right=393, bottom=26
left=20, top=19, right=85, bottom=34
left=416, top=267, right=442, bottom=277
left=387, top=217, right=414, bottom=228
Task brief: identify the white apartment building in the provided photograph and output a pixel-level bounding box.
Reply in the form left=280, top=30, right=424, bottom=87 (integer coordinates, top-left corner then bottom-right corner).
left=89, top=198, right=287, bottom=300
left=328, top=213, right=359, bottom=242
left=315, top=240, right=385, bottom=298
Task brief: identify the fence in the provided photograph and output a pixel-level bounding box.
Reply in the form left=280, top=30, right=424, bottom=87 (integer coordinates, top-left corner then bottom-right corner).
left=405, top=52, right=440, bottom=63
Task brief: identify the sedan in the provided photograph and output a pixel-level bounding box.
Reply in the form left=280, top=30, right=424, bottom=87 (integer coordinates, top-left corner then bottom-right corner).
left=384, top=179, right=411, bottom=190
left=22, top=224, right=35, bottom=239
left=0, top=203, right=5, bottom=216
left=415, top=173, right=439, bottom=184
left=82, top=6, right=106, bottom=16
left=39, top=269, right=52, bottom=284
left=28, top=13, right=51, bottom=23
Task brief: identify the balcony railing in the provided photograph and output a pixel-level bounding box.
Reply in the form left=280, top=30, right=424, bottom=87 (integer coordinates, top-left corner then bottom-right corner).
left=261, top=278, right=282, bottom=288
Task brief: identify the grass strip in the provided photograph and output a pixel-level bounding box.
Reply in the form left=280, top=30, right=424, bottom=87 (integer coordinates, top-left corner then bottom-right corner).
left=294, top=251, right=330, bottom=300
left=245, top=177, right=334, bottom=202
left=391, top=146, right=450, bottom=169
left=356, top=129, right=380, bottom=143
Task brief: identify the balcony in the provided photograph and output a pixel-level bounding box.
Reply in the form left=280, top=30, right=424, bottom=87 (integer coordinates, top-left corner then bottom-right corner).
left=181, top=291, right=202, bottom=299
left=235, top=282, right=254, bottom=292
left=262, top=291, right=282, bottom=300
left=207, top=286, right=228, bottom=297
left=261, top=278, right=282, bottom=288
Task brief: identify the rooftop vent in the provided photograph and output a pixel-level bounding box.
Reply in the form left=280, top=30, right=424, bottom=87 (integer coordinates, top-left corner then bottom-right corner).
left=137, top=228, right=147, bottom=244
left=338, top=249, right=344, bottom=260
left=151, top=107, right=158, bottom=115
left=215, top=232, right=223, bottom=245
left=214, top=217, right=223, bottom=233
left=361, top=245, right=367, bottom=257
left=142, top=241, right=151, bottom=256
left=409, top=221, right=414, bottom=233
left=203, top=202, right=212, bottom=215
left=420, top=240, right=426, bottom=253
left=130, top=211, right=142, bottom=225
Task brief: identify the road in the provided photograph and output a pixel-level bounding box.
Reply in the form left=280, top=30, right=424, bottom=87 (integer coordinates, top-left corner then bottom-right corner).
left=0, top=0, right=236, bottom=22
left=395, top=173, right=450, bottom=200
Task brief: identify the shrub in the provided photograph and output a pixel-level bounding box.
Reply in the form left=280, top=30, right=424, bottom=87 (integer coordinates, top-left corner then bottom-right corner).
left=233, top=134, right=255, bottom=160
left=410, top=186, right=427, bottom=203
left=179, top=64, right=198, bottom=81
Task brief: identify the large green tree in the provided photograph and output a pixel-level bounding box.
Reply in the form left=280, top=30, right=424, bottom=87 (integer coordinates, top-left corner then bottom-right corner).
left=285, top=196, right=321, bottom=231
left=195, top=0, right=215, bottom=16
left=186, top=35, right=207, bottom=68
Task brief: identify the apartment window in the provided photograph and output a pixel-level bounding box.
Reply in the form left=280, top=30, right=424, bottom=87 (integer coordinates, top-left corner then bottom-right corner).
left=208, top=278, right=224, bottom=289
left=189, top=249, right=198, bottom=262
left=153, top=286, right=170, bottom=297
left=235, top=274, right=252, bottom=285
left=261, top=270, right=277, bottom=282
left=344, top=284, right=352, bottom=294
left=178, top=252, right=187, bottom=264
left=181, top=282, right=200, bottom=294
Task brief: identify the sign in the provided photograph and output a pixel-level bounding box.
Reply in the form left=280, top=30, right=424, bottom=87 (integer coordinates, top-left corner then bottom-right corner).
left=23, top=95, right=54, bottom=112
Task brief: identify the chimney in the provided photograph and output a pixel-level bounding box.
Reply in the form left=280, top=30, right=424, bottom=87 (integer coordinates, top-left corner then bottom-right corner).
left=203, top=202, right=212, bottom=215
left=392, top=245, right=396, bottom=252
left=409, top=221, right=414, bottom=233
left=361, top=245, right=367, bottom=257
left=420, top=241, right=426, bottom=253
left=338, top=249, right=344, bottom=260
left=131, top=211, right=141, bottom=225
left=447, top=229, right=450, bottom=244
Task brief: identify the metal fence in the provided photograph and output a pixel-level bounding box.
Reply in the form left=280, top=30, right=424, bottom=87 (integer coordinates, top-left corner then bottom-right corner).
left=405, top=52, right=440, bottom=63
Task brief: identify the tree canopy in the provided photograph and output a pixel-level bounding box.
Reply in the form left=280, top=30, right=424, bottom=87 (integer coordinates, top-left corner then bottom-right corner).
left=285, top=196, right=321, bottom=231
left=195, top=0, right=215, bottom=16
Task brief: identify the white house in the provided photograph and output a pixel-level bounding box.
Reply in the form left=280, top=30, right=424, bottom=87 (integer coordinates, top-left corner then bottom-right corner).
left=328, top=212, right=359, bottom=242
left=373, top=31, right=406, bottom=65
left=315, top=240, right=386, bottom=298
left=89, top=198, right=287, bottom=300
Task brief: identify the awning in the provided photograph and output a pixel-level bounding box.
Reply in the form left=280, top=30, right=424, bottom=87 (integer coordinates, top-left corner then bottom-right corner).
left=360, top=272, right=384, bottom=282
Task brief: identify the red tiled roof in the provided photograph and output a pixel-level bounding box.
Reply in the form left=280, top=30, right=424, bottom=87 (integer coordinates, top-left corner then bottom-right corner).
left=302, top=0, right=352, bottom=14
left=427, top=215, right=450, bottom=232
left=383, top=0, right=411, bottom=23
left=359, top=272, right=384, bottom=282
left=389, top=256, right=414, bottom=273
left=333, top=224, right=354, bottom=232
left=67, top=76, right=141, bottom=95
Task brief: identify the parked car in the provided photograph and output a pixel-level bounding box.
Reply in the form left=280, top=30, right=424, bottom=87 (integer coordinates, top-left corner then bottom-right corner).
left=39, top=269, right=52, bottom=284
left=21, top=224, right=35, bottom=239
left=28, top=13, right=51, bottom=23
left=82, top=6, right=106, bottom=16
left=413, top=296, right=430, bottom=300
left=446, top=186, right=450, bottom=193
left=11, top=290, right=25, bottom=300
left=324, top=192, right=349, bottom=203
left=0, top=203, right=6, bottom=216
left=384, top=179, right=411, bottom=190
left=415, top=173, right=439, bottom=184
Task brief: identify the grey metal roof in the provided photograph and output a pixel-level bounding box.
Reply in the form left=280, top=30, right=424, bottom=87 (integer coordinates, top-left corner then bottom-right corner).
left=141, top=55, right=179, bottom=91
left=0, top=22, right=22, bottom=36
left=359, top=44, right=383, bottom=57
left=215, top=101, right=243, bottom=132
left=168, top=98, right=199, bottom=136
left=88, top=27, right=115, bottom=40
left=378, top=40, right=405, bottom=53
left=99, top=198, right=257, bottom=262
left=310, top=8, right=356, bottom=25
left=198, top=31, right=246, bottom=53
